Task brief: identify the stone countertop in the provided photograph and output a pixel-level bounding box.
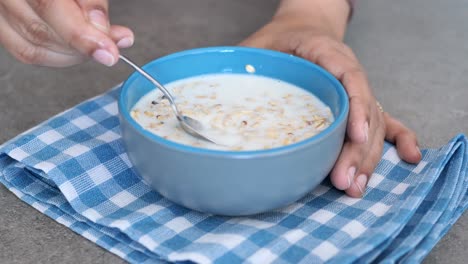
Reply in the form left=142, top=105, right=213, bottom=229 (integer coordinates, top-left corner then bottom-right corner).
left=0, top=0, right=466, bottom=263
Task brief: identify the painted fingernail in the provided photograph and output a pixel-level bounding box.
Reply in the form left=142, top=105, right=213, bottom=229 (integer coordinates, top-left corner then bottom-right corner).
left=363, top=122, right=369, bottom=143
left=92, top=49, right=115, bottom=66
left=117, top=37, right=134, bottom=48
left=89, top=9, right=109, bottom=32
left=347, top=166, right=356, bottom=189
left=355, top=174, right=368, bottom=196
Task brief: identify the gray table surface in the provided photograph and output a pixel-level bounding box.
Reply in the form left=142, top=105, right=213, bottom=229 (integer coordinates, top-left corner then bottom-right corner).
left=0, top=0, right=466, bottom=263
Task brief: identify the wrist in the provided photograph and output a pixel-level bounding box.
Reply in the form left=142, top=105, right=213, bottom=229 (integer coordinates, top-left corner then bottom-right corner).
left=272, top=0, right=350, bottom=40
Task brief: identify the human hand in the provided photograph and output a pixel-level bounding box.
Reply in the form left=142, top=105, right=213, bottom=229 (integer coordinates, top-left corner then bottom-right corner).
left=0, top=0, right=134, bottom=67
left=240, top=16, right=422, bottom=197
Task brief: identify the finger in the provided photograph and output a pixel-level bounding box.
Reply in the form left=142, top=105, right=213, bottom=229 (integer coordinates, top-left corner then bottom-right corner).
left=27, top=0, right=118, bottom=66
left=0, top=0, right=74, bottom=54
left=331, top=100, right=385, bottom=193
left=239, top=33, right=271, bottom=49
left=75, top=0, right=110, bottom=32
left=384, top=113, right=422, bottom=163
left=319, top=55, right=372, bottom=144
left=78, top=2, right=135, bottom=49
left=109, top=25, right=134, bottom=48
left=238, top=22, right=273, bottom=48
left=345, top=116, right=386, bottom=197
left=347, top=92, right=371, bottom=144
left=77, top=1, right=135, bottom=48
left=295, top=39, right=373, bottom=144
left=329, top=140, right=367, bottom=191
left=345, top=173, right=368, bottom=198
left=0, top=15, right=85, bottom=67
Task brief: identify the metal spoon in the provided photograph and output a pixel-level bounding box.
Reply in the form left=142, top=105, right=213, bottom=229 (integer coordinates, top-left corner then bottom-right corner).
left=119, top=55, right=218, bottom=144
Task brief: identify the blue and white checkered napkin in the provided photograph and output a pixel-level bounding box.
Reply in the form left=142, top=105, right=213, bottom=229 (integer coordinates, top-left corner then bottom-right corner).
left=0, top=87, right=467, bottom=264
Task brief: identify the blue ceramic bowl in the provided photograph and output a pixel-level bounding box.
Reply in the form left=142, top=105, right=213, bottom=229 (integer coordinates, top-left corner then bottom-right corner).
left=119, top=46, right=348, bottom=216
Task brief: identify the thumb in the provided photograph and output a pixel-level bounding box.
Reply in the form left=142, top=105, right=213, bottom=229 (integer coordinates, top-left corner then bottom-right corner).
left=77, top=0, right=135, bottom=51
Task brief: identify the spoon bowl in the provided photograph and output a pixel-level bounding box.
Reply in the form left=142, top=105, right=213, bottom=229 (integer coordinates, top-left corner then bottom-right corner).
left=179, top=115, right=217, bottom=144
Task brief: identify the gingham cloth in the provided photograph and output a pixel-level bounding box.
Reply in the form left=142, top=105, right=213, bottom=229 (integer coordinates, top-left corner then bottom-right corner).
left=0, top=86, right=466, bottom=264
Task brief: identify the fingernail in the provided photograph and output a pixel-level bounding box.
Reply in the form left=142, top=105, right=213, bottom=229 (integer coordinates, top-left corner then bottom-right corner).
left=416, top=146, right=422, bottom=159
left=117, top=37, right=134, bottom=48
left=363, top=122, right=369, bottom=143
left=355, top=174, right=368, bottom=196
left=346, top=167, right=356, bottom=189
left=92, top=49, right=115, bottom=66
left=89, top=9, right=109, bottom=32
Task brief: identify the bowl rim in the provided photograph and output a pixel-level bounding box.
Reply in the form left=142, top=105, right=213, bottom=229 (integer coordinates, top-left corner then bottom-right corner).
left=119, top=46, right=349, bottom=158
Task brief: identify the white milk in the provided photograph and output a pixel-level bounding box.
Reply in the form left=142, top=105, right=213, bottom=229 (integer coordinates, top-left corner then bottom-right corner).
left=131, top=74, right=334, bottom=151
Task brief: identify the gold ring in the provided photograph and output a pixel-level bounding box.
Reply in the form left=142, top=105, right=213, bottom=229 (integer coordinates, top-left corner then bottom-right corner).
left=376, top=101, right=384, bottom=113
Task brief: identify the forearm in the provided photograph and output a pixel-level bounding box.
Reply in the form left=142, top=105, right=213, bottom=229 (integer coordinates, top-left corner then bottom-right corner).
left=273, top=0, right=351, bottom=40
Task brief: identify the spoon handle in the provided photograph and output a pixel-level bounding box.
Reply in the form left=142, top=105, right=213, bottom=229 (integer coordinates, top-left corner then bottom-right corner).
left=119, top=55, right=180, bottom=116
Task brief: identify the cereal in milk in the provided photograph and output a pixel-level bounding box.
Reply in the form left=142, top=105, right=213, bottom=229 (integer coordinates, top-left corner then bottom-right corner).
left=131, top=74, right=333, bottom=151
